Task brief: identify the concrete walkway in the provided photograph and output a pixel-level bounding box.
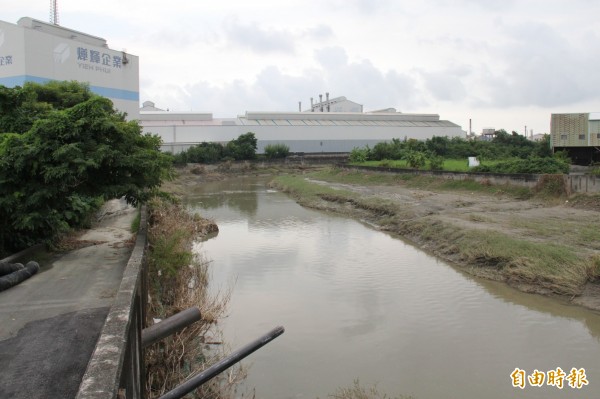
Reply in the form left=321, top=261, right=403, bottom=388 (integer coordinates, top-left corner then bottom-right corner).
left=0, top=199, right=138, bottom=399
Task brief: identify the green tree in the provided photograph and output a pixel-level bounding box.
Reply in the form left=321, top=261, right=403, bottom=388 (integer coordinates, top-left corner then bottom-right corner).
left=0, top=81, right=94, bottom=134
left=426, top=136, right=450, bottom=157
left=224, top=132, right=257, bottom=160
left=534, top=134, right=553, bottom=158
left=0, top=82, right=172, bottom=254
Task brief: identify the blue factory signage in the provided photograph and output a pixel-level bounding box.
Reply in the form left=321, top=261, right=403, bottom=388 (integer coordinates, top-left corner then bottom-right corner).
left=0, top=55, right=13, bottom=67
left=76, top=46, right=123, bottom=74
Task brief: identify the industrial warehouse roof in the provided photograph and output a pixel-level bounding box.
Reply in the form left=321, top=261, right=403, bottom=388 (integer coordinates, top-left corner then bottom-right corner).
left=237, top=111, right=460, bottom=128
left=238, top=118, right=459, bottom=128
left=141, top=109, right=460, bottom=128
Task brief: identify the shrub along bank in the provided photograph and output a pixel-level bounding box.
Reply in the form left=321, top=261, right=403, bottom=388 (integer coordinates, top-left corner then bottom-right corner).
left=145, top=197, right=244, bottom=398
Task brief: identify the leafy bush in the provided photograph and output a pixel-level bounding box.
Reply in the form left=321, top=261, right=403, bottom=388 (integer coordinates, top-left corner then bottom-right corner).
left=534, top=174, right=569, bottom=197
left=405, top=151, right=427, bottom=169
left=471, top=157, right=569, bottom=174
left=264, top=143, right=290, bottom=159
left=351, top=132, right=554, bottom=165
left=370, top=139, right=404, bottom=161
left=590, top=163, right=600, bottom=176
left=0, top=82, right=172, bottom=254
left=428, top=155, right=444, bottom=170
left=349, top=146, right=371, bottom=163
left=173, top=142, right=224, bottom=164
left=224, top=132, right=257, bottom=160
left=172, top=132, right=259, bottom=163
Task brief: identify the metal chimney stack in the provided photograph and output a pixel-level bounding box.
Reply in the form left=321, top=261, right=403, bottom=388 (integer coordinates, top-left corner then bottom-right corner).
left=50, top=0, right=59, bottom=25
left=326, top=92, right=330, bottom=112
left=319, top=94, right=323, bottom=112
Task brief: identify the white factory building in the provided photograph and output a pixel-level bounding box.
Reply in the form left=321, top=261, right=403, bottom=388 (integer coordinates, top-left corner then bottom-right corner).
left=140, top=97, right=464, bottom=154
left=0, top=16, right=463, bottom=152
left=0, top=17, right=139, bottom=119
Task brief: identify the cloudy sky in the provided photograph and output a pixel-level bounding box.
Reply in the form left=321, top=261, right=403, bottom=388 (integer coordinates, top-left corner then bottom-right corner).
left=6, top=0, right=600, bottom=135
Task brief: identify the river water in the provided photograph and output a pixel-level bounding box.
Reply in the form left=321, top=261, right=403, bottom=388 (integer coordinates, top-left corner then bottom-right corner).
left=186, top=177, right=600, bottom=399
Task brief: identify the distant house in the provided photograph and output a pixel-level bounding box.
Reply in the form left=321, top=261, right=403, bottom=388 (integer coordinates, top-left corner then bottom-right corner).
left=551, top=113, right=600, bottom=164
left=479, top=128, right=495, bottom=141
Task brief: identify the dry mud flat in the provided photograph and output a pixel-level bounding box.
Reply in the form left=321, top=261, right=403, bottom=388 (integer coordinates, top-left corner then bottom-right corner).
left=308, top=178, right=600, bottom=310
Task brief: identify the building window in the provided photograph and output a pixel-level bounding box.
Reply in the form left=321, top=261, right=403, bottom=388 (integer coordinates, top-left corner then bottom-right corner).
left=579, top=134, right=585, bottom=140
left=597, top=133, right=600, bottom=139
left=560, top=134, right=567, bottom=140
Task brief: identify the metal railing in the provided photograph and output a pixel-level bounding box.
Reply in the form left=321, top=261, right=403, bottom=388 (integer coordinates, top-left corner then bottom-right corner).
left=77, top=207, right=284, bottom=399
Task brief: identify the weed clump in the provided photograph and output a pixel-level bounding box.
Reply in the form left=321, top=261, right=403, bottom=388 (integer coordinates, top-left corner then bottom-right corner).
left=327, top=379, right=414, bottom=399
left=145, top=198, right=241, bottom=399
left=534, top=174, right=569, bottom=198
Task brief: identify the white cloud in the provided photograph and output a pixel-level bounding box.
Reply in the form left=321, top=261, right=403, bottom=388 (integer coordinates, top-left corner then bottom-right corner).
left=6, top=0, right=600, bottom=134
left=224, top=18, right=296, bottom=54
left=420, top=69, right=468, bottom=102
left=482, top=22, right=600, bottom=108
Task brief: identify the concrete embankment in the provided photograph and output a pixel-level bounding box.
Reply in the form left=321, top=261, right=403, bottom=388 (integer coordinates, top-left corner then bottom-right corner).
left=343, top=164, right=600, bottom=194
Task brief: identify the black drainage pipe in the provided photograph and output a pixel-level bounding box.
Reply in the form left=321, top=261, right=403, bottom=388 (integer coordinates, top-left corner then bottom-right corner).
left=159, top=325, right=285, bottom=399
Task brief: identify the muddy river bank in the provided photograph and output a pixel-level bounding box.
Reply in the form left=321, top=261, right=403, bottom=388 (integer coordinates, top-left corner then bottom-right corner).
left=167, top=166, right=600, bottom=399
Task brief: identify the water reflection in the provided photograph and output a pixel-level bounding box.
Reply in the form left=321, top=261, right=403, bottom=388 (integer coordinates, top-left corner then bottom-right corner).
left=185, top=178, right=260, bottom=216
left=187, top=177, right=600, bottom=399
left=474, top=277, right=600, bottom=342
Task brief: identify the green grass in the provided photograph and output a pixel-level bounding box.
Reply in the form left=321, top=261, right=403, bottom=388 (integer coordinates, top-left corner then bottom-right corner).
left=509, top=217, right=600, bottom=249
left=457, top=229, right=590, bottom=295
left=398, top=217, right=595, bottom=296
left=130, top=207, right=141, bottom=233
left=271, top=174, right=347, bottom=201
left=271, top=174, right=398, bottom=216
left=306, top=167, right=532, bottom=199
left=351, top=158, right=501, bottom=172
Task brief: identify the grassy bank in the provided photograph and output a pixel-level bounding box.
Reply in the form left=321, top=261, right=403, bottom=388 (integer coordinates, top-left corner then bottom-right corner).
left=145, top=198, right=243, bottom=398
left=271, top=168, right=600, bottom=299
left=352, top=158, right=495, bottom=172
left=309, top=167, right=533, bottom=198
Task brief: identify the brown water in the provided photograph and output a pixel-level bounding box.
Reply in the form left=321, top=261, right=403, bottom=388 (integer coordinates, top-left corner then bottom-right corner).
left=187, top=177, right=600, bottom=399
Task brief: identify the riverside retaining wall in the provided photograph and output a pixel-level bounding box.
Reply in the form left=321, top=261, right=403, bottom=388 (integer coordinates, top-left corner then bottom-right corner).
left=76, top=207, right=148, bottom=399
left=341, top=165, right=600, bottom=194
